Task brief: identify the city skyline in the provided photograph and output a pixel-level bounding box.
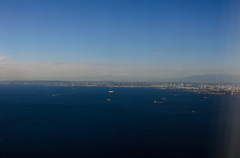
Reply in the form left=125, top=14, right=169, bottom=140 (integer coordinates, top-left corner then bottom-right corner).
left=0, top=0, right=240, bottom=81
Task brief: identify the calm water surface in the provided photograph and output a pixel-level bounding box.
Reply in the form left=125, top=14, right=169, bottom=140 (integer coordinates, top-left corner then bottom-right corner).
left=0, top=85, right=239, bottom=158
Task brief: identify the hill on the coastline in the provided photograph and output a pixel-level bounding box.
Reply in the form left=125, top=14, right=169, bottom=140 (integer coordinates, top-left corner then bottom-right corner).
left=164, top=74, right=240, bottom=83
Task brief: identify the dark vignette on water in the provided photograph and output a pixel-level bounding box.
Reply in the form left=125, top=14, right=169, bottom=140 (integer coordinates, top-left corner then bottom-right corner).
left=0, top=85, right=240, bottom=158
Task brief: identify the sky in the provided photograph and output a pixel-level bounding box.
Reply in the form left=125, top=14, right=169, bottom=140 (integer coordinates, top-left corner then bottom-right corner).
left=0, top=0, right=240, bottom=81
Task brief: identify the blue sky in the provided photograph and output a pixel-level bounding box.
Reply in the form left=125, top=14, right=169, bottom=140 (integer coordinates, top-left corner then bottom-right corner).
left=0, top=0, right=240, bottom=80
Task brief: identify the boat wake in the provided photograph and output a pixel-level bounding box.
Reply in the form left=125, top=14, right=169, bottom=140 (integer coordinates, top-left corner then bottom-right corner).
left=50, top=91, right=84, bottom=97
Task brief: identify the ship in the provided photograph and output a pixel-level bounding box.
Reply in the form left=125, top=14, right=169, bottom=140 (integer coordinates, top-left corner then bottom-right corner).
left=204, top=97, right=209, bottom=99
left=109, top=91, right=114, bottom=93
left=49, top=94, right=52, bottom=97
left=107, top=99, right=111, bottom=101
left=192, top=111, right=196, bottom=113
left=154, top=101, right=164, bottom=104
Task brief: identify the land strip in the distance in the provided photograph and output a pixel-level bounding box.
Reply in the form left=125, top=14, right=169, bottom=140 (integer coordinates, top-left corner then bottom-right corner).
left=1, top=81, right=240, bottom=95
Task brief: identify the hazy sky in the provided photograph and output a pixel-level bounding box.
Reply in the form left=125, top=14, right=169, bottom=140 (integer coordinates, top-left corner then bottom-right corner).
left=0, top=0, right=240, bottom=80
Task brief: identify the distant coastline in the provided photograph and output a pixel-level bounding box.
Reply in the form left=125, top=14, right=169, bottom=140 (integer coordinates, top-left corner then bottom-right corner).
left=1, top=80, right=240, bottom=95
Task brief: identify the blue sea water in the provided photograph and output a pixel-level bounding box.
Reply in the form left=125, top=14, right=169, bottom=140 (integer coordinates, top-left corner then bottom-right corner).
left=0, top=85, right=240, bottom=158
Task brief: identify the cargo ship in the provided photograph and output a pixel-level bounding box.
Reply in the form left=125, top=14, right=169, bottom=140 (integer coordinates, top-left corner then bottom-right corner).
left=109, top=91, right=114, bottom=93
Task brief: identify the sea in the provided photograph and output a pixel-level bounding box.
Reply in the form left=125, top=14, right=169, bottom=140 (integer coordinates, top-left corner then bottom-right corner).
left=0, top=85, right=240, bottom=158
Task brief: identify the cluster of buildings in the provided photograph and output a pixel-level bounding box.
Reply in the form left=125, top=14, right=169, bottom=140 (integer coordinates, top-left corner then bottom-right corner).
left=1, top=80, right=240, bottom=95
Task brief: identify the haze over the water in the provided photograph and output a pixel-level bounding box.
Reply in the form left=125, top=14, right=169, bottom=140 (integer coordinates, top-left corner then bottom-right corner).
left=0, top=0, right=240, bottom=81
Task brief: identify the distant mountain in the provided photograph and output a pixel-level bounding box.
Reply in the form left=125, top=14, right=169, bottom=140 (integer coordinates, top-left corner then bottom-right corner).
left=54, top=74, right=240, bottom=83
left=1, top=74, right=240, bottom=83
left=164, top=74, right=240, bottom=83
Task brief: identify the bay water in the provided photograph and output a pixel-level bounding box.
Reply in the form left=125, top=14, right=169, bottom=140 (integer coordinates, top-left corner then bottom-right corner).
left=0, top=85, right=239, bottom=158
